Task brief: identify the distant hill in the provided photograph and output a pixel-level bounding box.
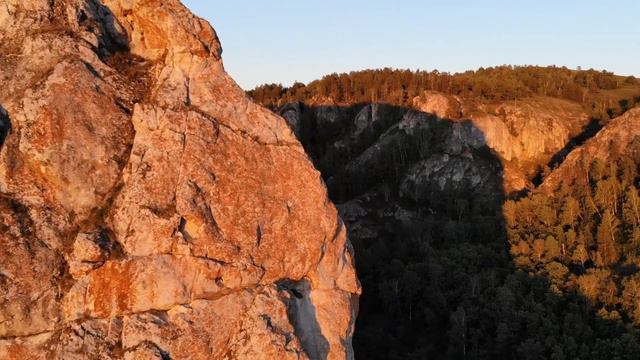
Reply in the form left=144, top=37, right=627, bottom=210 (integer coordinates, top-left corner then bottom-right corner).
left=249, top=66, right=640, bottom=120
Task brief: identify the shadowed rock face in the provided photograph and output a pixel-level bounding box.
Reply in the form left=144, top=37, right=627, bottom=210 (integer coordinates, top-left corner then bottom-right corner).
left=413, top=92, right=591, bottom=192
left=277, top=101, right=507, bottom=358
left=0, top=1, right=359, bottom=359
left=282, top=93, right=592, bottom=196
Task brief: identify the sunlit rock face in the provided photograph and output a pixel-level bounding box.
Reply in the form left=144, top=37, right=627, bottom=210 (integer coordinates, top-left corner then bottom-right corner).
left=412, top=92, right=591, bottom=192
left=541, top=107, right=640, bottom=191
left=412, top=90, right=463, bottom=119
left=0, top=1, right=360, bottom=359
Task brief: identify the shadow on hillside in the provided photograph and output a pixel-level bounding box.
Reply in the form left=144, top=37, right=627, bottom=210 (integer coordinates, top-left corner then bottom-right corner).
left=281, top=102, right=640, bottom=359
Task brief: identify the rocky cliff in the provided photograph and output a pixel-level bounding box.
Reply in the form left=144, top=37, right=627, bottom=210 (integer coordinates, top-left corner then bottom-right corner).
left=283, top=91, right=592, bottom=195
left=540, top=107, right=640, bottom=191
left=0, top=1, right=359, bottom=359
left=414, top=91, right=592, bottom=191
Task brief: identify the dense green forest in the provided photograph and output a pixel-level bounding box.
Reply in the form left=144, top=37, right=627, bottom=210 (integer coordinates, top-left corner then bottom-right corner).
left=249, top=66, right=640, bottom=120
left=506, top=154, right=640, bottom=326
left=350, top=139, right=640, bottom=360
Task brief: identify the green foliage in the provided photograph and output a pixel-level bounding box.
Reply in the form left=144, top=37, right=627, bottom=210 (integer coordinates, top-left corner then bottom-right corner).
left=353, top=141, right=640, bottom=359
left=507, top=154, right=640, bottom=326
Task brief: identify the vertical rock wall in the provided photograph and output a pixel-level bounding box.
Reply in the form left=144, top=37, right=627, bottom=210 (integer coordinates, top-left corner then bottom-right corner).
left=0, top=1, right=360, bottom=359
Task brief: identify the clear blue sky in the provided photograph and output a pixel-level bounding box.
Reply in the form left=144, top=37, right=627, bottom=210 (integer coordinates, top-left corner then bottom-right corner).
left=182, top=0, right=640, bottom=90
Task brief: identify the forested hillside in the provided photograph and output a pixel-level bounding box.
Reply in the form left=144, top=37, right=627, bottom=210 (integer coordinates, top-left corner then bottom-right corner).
left=249, top=66, right=640, bottom=121
left=249, top=67, right=640, bottom=359
left=507, top=153, right=640, bottom=322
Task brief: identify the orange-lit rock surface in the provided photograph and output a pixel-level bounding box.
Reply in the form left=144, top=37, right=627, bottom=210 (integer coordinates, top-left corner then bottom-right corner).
left=541, top=107, right=640, bottom=191
left=413, top=92, right=591, bottom=192
left=0, top=0, right=360, bottom=358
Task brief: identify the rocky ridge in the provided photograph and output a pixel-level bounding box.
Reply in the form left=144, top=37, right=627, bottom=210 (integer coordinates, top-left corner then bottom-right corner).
left=540, top=107, right=640, bottom=191
left=414, top=91, right=592, bottom=191
left=0, top=1, right=359, bottom=359
left=282, top=91, right=592, bottom=194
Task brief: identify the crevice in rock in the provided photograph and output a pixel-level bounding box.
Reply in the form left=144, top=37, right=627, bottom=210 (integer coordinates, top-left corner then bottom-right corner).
left=0, top=105, right=12, bottom=151
left=185, top=76, right=192, bottom=106
left=277, top=278, right=329, bottom=360
left=62, top=285, right=264, bottom=329
left=97, top=227, right=126, bottom=262
left=0, top=329, right=55, bottom=341
left=71, top=2, right=157, bottom=108
left=0, top=195, right=34, bottom=240
left=255, top=223, right=262, bottom=247
left=125, top=340, right=172, bottom=360
left=532, top=116, right=604, bottom=187
left=188, top=104, right=298, bottom=147
left=142, top=203, right=177, bottom=220
left=115, top=99, right=133, bottom=115
left=81, top=61, right=102, bottom=79
left=177, top=217, right=192, bottom=242
left=175, top=254, right=231, bottom=268
left=247, top=254, right=267, bottom=281
left=219, top=120, right=299, bottom=147
left=259, top=314, right=295, bottom=347
left=187, top=180, right=224, bottom=239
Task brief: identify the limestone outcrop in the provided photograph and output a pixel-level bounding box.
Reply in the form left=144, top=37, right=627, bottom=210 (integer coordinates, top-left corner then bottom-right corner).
left=413, top=93, right=591, bottom=191
left=285, top=94, right=591, bottom=194
left=541, top=107, right=640, bottom=191
left=412, top=90, right=463, bottom=119
left=0, top=1, right=359, bottom=359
